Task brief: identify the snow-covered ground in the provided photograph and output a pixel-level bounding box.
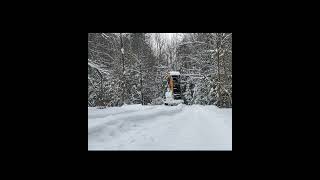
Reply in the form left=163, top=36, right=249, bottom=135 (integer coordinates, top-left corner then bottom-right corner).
left=88, top=104, right=232, bottom=150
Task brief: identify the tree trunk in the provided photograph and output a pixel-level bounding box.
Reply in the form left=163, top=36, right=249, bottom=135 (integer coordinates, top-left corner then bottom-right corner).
left=137, top=48, right=144, bottom=105
left=221, top=50, right=228, bottom=84
left=140, top=63, right=144, bottom=105
left=95, top=68, right=104, bottom=107
left=120, top=33, right=125, bottom=105
left=221, top=54, right=231, bottom=107
left=216, top=33, right=222, bottom=107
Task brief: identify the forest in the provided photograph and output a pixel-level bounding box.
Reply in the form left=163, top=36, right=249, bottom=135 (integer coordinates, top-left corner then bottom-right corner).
left=88, top=33, right=232, bottom=108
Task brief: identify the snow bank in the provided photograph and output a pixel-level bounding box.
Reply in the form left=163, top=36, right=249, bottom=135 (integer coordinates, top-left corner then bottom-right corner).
left=88, top=104, right=147, bottom=119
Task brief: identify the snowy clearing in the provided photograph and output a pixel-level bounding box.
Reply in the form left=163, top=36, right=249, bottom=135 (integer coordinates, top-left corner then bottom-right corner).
left=88, top=104, right=232, bottom=150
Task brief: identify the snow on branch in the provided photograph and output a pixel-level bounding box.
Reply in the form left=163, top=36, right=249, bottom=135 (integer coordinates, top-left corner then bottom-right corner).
left=101, top=33, right=117, bottom=41
left=181, top=73, right=203, bottom=77
left=88, top=59, right=110, bottom=75
left=202, top=49, right=217, bottom=53
left=221, top=85, right=232, bottom=104
left=221, top=33, right=232, bottom=44
left=178, top=41, right=212, bottom=47
left=101, top=33, right=111, bottom=39
left=127, top=68, right=142, bottom=74
left=154, top=65, right=168, bottom=69
left=88, top=48, right=115, bottom=61
left=179, top=55, right=202, bottom=62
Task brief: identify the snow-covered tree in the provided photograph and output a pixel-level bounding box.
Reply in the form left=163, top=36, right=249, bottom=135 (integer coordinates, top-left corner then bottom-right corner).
left=183, top=82, right=193, bottom=105
left=176, top=33, right=232, bottom=107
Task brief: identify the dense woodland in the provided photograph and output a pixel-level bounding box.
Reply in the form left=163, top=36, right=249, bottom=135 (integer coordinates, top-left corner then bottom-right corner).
left=88, top=33, right=232, bottom=108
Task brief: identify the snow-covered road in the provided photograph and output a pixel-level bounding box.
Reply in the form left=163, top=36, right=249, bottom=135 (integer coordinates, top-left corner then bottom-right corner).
left=88, top=104, right=232, bottom=150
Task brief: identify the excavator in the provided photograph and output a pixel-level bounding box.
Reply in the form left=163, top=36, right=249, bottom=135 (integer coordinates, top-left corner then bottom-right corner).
left=164, top=71, right=184, bottom=106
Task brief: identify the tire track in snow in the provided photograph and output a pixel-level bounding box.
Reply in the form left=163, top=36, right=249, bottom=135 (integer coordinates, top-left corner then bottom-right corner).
left=108, top=105, right=231, bottom=150
left=88, top=106, right=157, bottom=119
left=88, top=105, right=184, bottom=141
left=183, top=105, right=232, bottom=150
left=98, top=105, right=189, bottom=150
left=137, top=105, right=201, bottom=149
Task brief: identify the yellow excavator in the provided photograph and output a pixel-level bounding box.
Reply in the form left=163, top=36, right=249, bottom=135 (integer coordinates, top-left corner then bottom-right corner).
left=164, top=71, right=184, bottom=106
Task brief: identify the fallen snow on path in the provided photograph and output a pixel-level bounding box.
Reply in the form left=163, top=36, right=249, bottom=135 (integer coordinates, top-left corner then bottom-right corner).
left=88, top=104, right=232, bottom=150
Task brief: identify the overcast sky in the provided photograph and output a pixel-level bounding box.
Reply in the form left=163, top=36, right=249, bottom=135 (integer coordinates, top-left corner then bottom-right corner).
left=148, top=33, right=184, bottom=54
left=150, top=33, right=183, bottom=44
left=164, top=33, right=174, bottom=41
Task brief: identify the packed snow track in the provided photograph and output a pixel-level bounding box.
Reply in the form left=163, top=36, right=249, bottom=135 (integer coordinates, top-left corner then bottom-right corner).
left=88, top=104, right=232, bottom=150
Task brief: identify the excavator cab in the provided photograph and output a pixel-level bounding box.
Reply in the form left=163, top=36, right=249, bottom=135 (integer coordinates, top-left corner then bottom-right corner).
left=164, top=71, right=183, bottom=106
